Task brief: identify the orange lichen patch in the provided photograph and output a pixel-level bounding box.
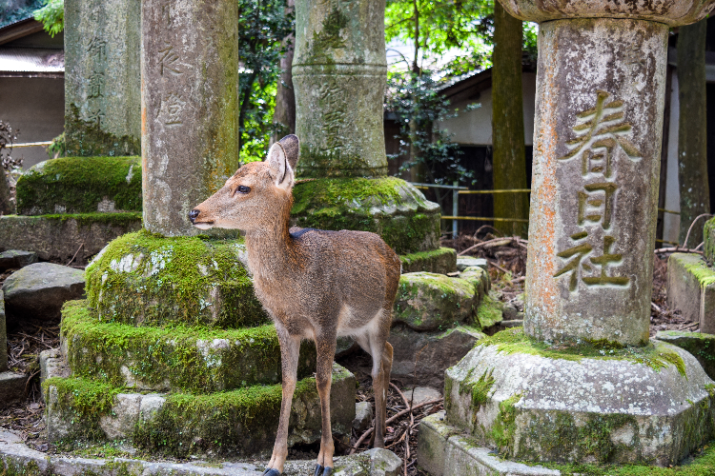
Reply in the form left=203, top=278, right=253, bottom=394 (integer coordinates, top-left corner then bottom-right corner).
left=141, top=77, right=146, bottom=137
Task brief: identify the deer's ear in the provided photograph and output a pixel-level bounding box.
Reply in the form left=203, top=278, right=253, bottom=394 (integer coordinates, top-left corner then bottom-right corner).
left=266, top=142, right=294, bottom=190
left=278, top=134, right=300, bottom=170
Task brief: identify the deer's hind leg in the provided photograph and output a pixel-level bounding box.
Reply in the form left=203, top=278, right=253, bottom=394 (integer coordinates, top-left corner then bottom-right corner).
left=264, top=325, right=300, bottom=476
left=314, top=332, right=338, bottom=476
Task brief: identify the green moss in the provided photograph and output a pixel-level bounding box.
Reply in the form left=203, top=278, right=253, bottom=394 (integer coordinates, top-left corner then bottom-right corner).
left=394, top=273, right=475, bottom=331
left=61, top=300, right=315, bottom=392
left=65, top=103, right=141, bottom=158
left=290, top=177, right=439, bottom=254
left=42, top=377, right=121, bottom=443
left=400, top=247, right=457, bottom=273
left=704, top=217, right=715, bottom=263
left=475, top=296, right=503, bottom=329
left=479, top=328, right=687, bottom=376
left=682, top=255, right=715, bottom=288
left=308, top=7, right=348, bottom=63
left=85, top=230, right=268, bottom=328
left=490, top=393, right=522, bottom=455
left=38, top=212, right=142, bottom=227
left=17, top=156, right=141, bottom=215
left=459, top=368, right=495, bottom=422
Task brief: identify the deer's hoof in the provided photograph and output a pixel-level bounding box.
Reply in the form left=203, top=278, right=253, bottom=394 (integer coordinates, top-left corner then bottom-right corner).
left=313, top=464, right=333, bottom=476
left=262, top=469, right=281, bottom=476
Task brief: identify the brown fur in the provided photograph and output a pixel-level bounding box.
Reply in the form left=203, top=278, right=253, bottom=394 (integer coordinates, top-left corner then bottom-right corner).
left=190, top=135, right=401, bottom=475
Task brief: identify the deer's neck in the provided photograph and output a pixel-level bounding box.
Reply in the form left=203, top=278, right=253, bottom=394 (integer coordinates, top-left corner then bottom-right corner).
left=243, top=201, right=298, bottom=279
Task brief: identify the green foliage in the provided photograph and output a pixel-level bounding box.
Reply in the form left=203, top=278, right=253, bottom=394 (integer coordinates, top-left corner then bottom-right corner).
left=33, top=0, right=63, bottom=37
left=387, top=71, right=473, bottom=186
left=239, top=0, right=294, bottom=163
left=46, top=132, right=66, bottom=159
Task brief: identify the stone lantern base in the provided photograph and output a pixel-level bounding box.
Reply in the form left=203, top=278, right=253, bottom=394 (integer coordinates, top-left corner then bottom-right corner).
left=419, top=328, right=715, bottom=470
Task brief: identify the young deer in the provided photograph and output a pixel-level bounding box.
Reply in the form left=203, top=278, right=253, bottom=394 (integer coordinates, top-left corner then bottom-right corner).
left=189, top=135, right=401, bottom=476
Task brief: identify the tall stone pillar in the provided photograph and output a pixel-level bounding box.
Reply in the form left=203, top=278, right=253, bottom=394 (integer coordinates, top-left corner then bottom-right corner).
left=64, top=0, right=141, bottom=157
left=422, top=1, right=715, bottom=468
left=292, top=0, right=388, bottom=177
left=141, top=0, right=239, bottom=237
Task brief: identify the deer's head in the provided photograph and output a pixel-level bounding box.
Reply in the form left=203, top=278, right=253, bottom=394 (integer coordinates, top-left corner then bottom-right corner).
left=189, top=135, right=300, bottom=232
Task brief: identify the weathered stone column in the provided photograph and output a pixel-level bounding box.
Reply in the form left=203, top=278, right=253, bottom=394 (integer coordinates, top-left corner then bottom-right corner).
left=292, top=0, right=388, bottom=177
left=64, top=0, right=141, bottom=156
left=513, top=4, right=715, bottom=347
left=141, top=0, right=239, bottom=236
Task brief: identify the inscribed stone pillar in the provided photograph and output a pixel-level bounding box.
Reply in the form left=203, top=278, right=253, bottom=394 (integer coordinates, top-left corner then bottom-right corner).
left=0, top=291, right=6, bottom=372
left=503, top=2, right=715, bottom=347
left=141, top=0, right=239, bottom=236
left=64, top=0, right=141, bottom=157
left=293, top=0, right=388, bottom=177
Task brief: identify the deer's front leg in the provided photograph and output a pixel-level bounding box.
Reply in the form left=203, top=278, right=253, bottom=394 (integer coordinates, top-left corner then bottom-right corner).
left=313, top=334, right=337, bottom=476
left=264, top=325, right=300, bottom=476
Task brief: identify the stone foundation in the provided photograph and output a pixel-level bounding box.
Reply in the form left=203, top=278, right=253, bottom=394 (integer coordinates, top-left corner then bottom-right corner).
left=667, top=253, right=715, bottom=334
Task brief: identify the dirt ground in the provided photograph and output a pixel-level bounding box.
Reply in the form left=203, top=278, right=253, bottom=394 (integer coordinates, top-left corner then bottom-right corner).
left=0, top=232, right=701, bottom=474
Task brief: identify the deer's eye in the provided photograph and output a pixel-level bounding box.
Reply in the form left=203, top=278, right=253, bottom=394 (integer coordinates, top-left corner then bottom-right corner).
left=236, top=185, right=251, bottom=195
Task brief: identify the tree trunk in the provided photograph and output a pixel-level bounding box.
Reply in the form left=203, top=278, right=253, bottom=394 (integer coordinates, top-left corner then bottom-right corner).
left=0, top=170, right=14, bottom=215
left=677, top=19, right=710, bottom=246
left=491, top=2, right=528, bottom=237
left=271, top=0, right=296, bottom=144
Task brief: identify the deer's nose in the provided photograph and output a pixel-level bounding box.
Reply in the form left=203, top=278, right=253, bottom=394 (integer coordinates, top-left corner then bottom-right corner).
left=189, top=209, right=200, bottom=222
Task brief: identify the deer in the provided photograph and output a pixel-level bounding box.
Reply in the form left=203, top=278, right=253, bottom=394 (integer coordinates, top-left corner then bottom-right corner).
left=189, top=135, right=401, bottom=476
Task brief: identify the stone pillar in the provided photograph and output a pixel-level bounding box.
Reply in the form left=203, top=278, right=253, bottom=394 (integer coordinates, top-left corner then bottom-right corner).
left=292, top=0, right=388, bottom=177
left=141, top=0, right=239, bottom=237
left=514, top=4, right=715, bottom=347
left=64, top=0, right=141, bottom=157
left=0, top=292, right=6, bottom=372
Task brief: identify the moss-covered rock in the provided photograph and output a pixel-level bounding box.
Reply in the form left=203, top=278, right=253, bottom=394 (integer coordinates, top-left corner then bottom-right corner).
left=705, top=217, right=715, bottom=263
left=459, top=266, right=491, bottom=302
left=44, top=363, right=356, bottom=458
left=667, top=253, right=715, bottom=333
left=393, top=273, right=476, bottom=332
left=400, top=247, right=457, bottom=274
left=290, top=177, right=441, bottom=254
left=86, top=230, right=268, bottom=328
left=17, top=156, right=142, bottom=215
left=656, top=331, right=715, bottom=381
left=61, top=301, right=316, bottom=393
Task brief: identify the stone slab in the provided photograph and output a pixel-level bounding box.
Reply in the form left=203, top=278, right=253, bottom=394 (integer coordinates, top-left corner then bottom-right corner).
left=17, top=156, right=142, bottom=215
left=388, top=325, right=484, bottom=388
left=39, top=348, right=70, bottom=384
left=444, top=330, right=715, bottom=465
left=60, top=301, right=315, bottom=392
left=667, top=253, right=715, bottom=334
left=0, top=371, right=26, bottom=408
left=655, top=331, right=715, bottom=380
left=3, top=263, right=85, bottom=330
left=0, top=250, right=37, bottom=271
left=418, top=412, right=560, bottom=476
left=456, top=256, right=488, bottom=272
left=0, top=213, right=142, bottom=261
left=705, top=217, right=715, bottom=263
left=0, top=428, right=402, bottom=476
left=400, top=248, right=457, bottom=274
left=44, top=363, right=356, bottom=458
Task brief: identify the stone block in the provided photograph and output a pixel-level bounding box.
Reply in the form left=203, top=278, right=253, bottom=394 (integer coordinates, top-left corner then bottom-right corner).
left=457, top=256, right=488, bottom=272
left=17, top=157, right=142, bottom=215
left=0, top=291, right=5, bottom=372
left=460, top=266, right=491, bottom=303
left=85, top=230, right=267, bottom=328
left=44, top=363, right=355, bottom=457
left=64, top=0, right=140, bottom=157
left=353, top=402, right=373, bottom=433
left=393, top=273, right=476, bottom=331
left=0, top=371, right=26, bottom=408
left=290, top=178, right=441, bottom=255
left=3, top=263, right=85, bottom=330
left=60, top=301, right=316, bottom=392
left=388, top=325, right=484, bottom=388
left=400, top=248, right=457, bottom=274
left=0, top=250, right=37, bottom=271
left=0, top=213, right=142, bottom=261
left=416, top=412, right=451, bottom=476
left=667, top=253, right=715, bottom=334
left=443, top=328, right=715, bottom=466
left=39, top=348, right=70, bottom=383
left=655, top=331, right=715, bottom=380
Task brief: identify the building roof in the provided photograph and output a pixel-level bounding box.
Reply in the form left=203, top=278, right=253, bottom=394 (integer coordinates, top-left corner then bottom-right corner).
left=0, top=47, right=63, bottom=77
left=0, top=17, right=43, bottom=45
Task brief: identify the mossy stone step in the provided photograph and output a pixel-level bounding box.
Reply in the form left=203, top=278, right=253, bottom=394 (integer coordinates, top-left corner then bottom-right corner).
left=61, top=301, right=316, bottom=393
left=290, top=177, right=441, bottom=254
left=44, top=364, right=356, bottom=458
left=86, top=230, right=268, bottom=328
left=706, top=217, right=715, bottom=262
left=17, top=156, right=142, bottom=215
left=399, top=247, right=457, bottom=274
